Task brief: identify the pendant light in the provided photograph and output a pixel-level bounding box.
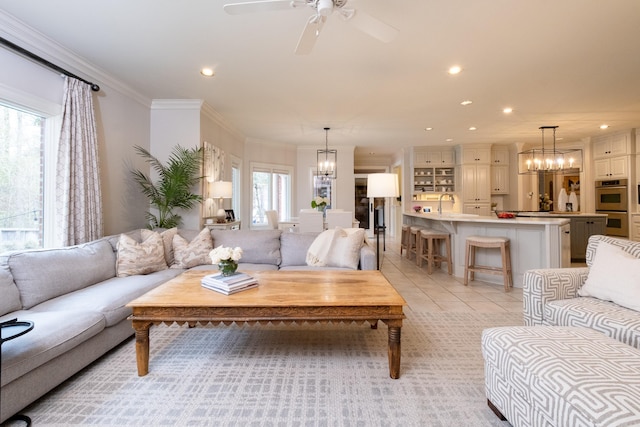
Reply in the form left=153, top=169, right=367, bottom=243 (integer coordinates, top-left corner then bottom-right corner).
left=317, top=127, right=337, bottom=180
left=518, top=126, right=583, bottom=174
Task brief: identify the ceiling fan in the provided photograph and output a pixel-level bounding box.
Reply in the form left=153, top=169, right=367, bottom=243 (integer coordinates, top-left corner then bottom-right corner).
left=223, top=0, right=398, bottom=55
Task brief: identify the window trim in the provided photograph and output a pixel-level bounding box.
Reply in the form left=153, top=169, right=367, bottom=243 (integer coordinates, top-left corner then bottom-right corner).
left=230, top=154, right=242, bottom=221
left=0, top=84, right=62, bottom=248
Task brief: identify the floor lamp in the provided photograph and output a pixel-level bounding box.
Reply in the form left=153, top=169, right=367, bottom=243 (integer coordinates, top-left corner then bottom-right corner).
left=367, top=173, right=399, bottom=270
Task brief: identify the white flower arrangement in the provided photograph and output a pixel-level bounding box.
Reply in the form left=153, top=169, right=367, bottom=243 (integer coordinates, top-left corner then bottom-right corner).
left=311, top=196, right=329, bottom=209
left=209, top=245, right=243, bottom=264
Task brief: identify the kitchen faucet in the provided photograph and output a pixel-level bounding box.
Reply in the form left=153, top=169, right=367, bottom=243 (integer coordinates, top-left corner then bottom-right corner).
left=438, top=193, right=455, bottom=215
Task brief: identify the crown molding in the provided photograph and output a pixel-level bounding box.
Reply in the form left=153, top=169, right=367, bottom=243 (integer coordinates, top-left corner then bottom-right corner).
left=247, top=137, right=298, bottom=151
left=0, top=10, right=151, bottom=108
left=150, top=99, right=203, bottom=110
left=201, top=101, right=245, bottom=141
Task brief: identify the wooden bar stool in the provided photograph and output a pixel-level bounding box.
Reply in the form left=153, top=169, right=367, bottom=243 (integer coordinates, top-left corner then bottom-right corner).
left=417, top=229, right=452, bottom=274
left=407, top=225, right=424, bottom=261
left=400, top=224, right=410, bottom=257
left=464, top=235, right=513, bottom=291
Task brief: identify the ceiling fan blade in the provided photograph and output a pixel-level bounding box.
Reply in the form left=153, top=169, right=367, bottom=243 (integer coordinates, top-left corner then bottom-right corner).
left=341, top=9, right=398, bottom=43
left=294, top=15, right=325, bottom=55
left=224, top=0, right=296, bottom=15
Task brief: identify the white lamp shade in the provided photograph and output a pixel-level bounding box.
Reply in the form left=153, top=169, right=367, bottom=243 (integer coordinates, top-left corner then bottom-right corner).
left=367, top=173, right=399, bottom=198
left=211, top=181, right=233, bottom=199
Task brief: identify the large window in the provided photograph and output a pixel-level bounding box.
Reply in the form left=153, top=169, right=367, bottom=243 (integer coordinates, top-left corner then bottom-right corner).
left=251, top=163, right=292, bottom=227
left=0, top=104, right=45, bottom=251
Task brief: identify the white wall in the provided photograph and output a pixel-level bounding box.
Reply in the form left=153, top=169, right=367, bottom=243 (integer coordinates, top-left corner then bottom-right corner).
left=96, top=82, right=151, bottom=234
left=149, top=100, right=202, bottom=230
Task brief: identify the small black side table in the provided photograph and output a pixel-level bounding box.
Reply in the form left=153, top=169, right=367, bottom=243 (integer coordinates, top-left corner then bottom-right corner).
left=1, top=318, right=34, bottom=427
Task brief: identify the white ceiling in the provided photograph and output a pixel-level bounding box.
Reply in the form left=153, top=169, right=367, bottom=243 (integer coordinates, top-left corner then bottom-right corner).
left=1, top=0, right=640, bottom=161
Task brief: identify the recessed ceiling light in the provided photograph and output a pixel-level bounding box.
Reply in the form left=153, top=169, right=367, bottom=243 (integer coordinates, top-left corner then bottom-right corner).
left=200, top=68, right=215, bottom=77
left=503, top=107, right=513, bottom=114
left=445, top=138, right=453, bottom=142
left=425, top=127, right=433, bottom=131
left=448, top=65, right=462, bottom=75
left=600, top=124, right=609, bottom=129
left=461, top=100, right=472, bottom=106
left=469, top=127, right=477, bottom=131
left=368, top=152, right=376, bottom=155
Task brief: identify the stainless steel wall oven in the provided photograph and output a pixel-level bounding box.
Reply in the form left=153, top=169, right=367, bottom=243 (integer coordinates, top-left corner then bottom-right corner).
left=595, top=179, right=628, bottom=237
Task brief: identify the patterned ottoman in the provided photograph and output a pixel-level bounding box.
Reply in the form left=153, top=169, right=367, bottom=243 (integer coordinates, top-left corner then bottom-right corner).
left=481, top=326, right=640, bottom=427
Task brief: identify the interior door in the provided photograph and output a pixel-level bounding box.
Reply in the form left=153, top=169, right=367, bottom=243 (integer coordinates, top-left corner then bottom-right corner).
left=354, top=175, right=375, bottom=238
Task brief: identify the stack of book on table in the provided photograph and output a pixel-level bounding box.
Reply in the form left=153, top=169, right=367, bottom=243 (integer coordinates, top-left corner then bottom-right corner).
left=201, top=272, right=258, bottom=295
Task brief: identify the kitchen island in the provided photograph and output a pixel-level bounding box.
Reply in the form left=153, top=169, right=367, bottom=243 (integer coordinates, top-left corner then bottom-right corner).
left=515, top=212, right=607, bottom=261
left=403, top=212, right=571, bottom=288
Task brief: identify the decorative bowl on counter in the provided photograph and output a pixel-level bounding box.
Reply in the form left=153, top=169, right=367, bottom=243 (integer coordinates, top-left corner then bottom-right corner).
left=495, top=211, right=516, bottom=219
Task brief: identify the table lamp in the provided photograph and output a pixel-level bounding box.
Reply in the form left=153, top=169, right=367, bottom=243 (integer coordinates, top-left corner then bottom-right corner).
left=210, top=181, right=233, bottom=223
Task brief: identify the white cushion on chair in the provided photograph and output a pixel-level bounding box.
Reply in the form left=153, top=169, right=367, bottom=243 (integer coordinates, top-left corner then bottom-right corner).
left=579, top=241, right=640, bottom=312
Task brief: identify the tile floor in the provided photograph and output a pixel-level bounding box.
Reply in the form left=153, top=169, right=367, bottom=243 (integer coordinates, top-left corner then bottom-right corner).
left=377, top=236, right=524, bottom=314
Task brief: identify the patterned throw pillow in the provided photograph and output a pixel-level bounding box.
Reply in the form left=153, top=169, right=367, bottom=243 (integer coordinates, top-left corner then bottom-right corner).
left=171, top=227, right=213, bottom=269
left=160, top=227, right=178, bottom=266
left=116, top=229, right=168, bottom=277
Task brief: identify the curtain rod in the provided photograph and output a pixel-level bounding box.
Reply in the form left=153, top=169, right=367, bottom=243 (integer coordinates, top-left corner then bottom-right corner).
left=0, top=36, right=100, bottom=92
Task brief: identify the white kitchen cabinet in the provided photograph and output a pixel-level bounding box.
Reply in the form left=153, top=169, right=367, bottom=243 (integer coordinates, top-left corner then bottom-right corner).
left=415, top=148, right=455, bottom=166
left=462, top=164, right=490, bottom=203
left=491, top=147, right=509, bottom=165
left=461, top=147, right=491, bottom=164
left=461, top=164, right=490, bottom=214
left=463, top=203, right=492, bottom=216
left=491, top=166, right=510, bottom=194
left=594, top=156, right=628, bottom=179
left=593, top=132, right=630, bottom=158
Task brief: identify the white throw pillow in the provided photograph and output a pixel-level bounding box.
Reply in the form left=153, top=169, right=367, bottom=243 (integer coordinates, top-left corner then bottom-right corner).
left=306, top=227, right=365, bottom=269
left=116, top=229, right=168, bottom=277
left=327, top=228, right=366, bottom=270
left=578, top=241, right=640, bottom=312
left=306, top=229, right=338, bottom=267
left=171, top=227, right=213, bottom=269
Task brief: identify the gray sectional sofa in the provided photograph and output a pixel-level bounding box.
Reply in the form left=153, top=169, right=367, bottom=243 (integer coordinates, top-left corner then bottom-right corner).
left=0, top=228, right=375, bottom=422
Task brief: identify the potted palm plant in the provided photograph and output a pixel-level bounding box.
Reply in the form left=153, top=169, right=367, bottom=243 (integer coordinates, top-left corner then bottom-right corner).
left=131, top=145, right=203, bottom=229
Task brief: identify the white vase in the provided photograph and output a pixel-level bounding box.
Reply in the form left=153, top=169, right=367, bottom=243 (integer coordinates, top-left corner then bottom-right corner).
left=569, top=191, right=578, bottom=212
left=557, top=188, right=568, bottom=212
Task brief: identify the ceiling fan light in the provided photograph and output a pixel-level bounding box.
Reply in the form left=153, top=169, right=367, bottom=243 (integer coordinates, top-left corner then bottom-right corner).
left=317, top=0, right=334, bottom=16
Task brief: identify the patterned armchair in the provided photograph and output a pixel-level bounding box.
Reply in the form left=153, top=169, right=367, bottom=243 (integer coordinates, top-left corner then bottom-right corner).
left=523, top=234, right=640, bottom=348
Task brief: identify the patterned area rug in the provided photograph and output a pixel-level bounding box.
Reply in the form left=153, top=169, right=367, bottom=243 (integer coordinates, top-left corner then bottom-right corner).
left=14, top=311, right=521, bottom=427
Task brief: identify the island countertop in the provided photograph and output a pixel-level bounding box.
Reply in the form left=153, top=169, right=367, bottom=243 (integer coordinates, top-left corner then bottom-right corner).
left=402, top=212, right=571, bottom=288
left=403, top=211, right=570, bottom=226
left=514, top=212, right=607, bottom=218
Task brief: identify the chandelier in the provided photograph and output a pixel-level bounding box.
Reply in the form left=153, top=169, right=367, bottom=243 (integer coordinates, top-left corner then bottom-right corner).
left=518, top=126, right=583, bottom=174
left=317, top=127, right=337, bottom=180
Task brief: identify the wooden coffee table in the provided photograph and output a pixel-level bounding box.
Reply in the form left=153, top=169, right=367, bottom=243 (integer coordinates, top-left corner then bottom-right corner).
left=127, top=270, right=406, bottom=378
